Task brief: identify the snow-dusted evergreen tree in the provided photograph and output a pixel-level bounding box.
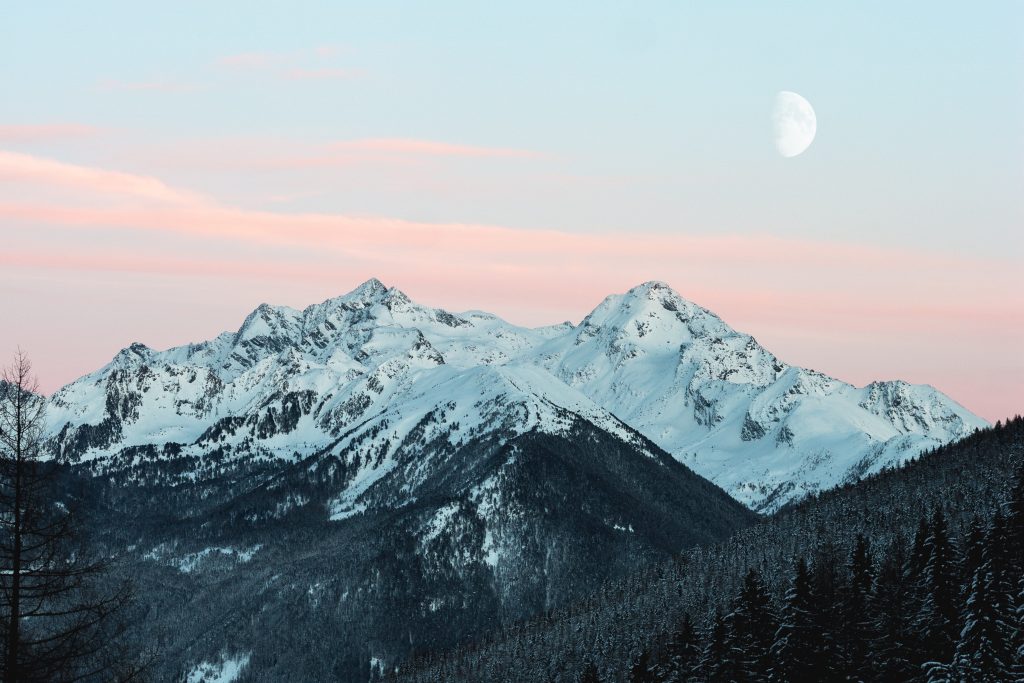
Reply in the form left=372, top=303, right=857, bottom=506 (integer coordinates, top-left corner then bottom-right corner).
left=1007, top=456, right=1024, bottom=571
left=870, top=536, right=916, bottom=681
left=842, top=534, right=874, bottom=680
left=769, top=558, right=815, bottom=682
left=907, top=517, right=931, bottom=588
left=944, top=556, right=1011, bottom=680
left=658, top=613, right=698, bottom=683
left=1014, top=575, right=1024, bottom=678
left=914, top=507, right=961, bottom=670
left=809, top=542, right=843, bottom=680
left=983, top=513, right=1016, bottom=652
left=724, top=568, right=776, bottom=681
left=699, top=610, right=729, bottom=683
left=627, top=647, right=655, bottom=683
left=1005, top=462, right=1024, bottom=678
left=960, top=517, right=986, bottom=594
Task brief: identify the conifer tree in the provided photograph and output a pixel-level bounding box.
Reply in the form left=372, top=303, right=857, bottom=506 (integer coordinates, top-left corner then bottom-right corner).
left=961, top=517, right=986, bottom=592
left=0, top=351, right=145, bottom=682
left=627, top=648, right=655, bottom=683
left=871, top=536, right=915, bottom=681
left=946, top=555, right=1010, bottom=681
left=842, top=534, right=874, bottom=681
left=907, top=517, right=931, bottom=587
left=1013, top=574, right=1024, bottom=678
left=982, top=512, right=1015, bottom=648
left=1006, top=459, right=1024, bottom=677
left=724, top=568, right=775, bottom=681
left=809, top=542, right=843, bottom=679
left=1007, top=461, right=1024, bottom=571
left=699, top=610, right=729, bottom=683
left=913, top=506, right=960, bottom=671
left=770, top=557, right=816, bottom=682
left=659, top=613, right=698, bottom=683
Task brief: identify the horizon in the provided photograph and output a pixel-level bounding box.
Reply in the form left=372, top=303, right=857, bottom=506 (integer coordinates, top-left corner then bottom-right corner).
left=2, top=2, right=1021, bottom=422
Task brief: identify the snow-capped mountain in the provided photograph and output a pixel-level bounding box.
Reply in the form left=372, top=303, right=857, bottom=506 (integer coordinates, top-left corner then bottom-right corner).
left=46, top=278, right=986, bottom=678
left=533, top=281, right=986, bottom=509
left=47, top=278, right=985, bottom=512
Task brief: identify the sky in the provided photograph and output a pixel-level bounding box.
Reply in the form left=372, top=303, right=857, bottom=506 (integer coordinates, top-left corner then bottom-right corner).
left=1, top=1, right=1021, bottom=421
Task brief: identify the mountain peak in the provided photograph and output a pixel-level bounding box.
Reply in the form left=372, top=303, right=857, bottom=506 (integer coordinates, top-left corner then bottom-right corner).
left=111, top=342, right=153, bottom=366
left=307, top=278, right=417, bottom=319
left=624, top=281, right=698, bottom=308
left=579, top=281, right=726, bottom=338
left=631, top=280, right=674, bottom=293
left=322, top=277, right=415, bottom=310
left=348, top=277, right=388, bottom=298
left=235, top=302, right=301, bottom=345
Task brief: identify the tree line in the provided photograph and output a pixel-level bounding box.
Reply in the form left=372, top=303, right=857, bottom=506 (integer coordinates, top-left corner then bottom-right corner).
left=392, top=417, right=1024, bottom=682
left=617, top=487, right=1024, bottom=682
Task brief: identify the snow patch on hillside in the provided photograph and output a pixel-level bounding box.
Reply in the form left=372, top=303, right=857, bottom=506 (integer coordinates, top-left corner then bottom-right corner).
left=186, top=652, right=251, bottom=683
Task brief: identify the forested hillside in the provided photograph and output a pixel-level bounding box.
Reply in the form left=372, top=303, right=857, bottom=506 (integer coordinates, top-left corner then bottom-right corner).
left=392, top=417, right=1024, bottom=682
left=69, top=417, right=754, bottom=681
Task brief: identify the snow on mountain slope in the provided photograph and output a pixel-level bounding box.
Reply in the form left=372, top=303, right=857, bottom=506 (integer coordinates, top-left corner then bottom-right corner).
left=45, top=278, right=986, bottom=511
left=317, top=362, right=663, bottom=521
left=533, top=282, right=986, bottom=509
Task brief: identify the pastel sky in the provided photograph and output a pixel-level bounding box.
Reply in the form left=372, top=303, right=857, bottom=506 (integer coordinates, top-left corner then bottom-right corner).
left=1, top=2, right=1021, bottom=421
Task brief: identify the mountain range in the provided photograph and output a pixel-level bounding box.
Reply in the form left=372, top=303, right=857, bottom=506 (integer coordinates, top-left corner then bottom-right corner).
left=47, top=278, right=984, bottom=513
left=32, top=278, right=992, bottom=680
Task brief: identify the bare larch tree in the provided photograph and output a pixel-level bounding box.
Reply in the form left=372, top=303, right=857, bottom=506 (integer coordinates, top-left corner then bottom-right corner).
left=0, top=350, right=144, bottom=682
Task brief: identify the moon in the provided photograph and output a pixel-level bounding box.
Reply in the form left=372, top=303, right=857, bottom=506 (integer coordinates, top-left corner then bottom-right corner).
left=773, top=91, right=816, bottom=157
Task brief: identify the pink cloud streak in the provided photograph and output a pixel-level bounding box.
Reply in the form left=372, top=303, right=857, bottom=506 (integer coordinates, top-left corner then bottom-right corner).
left=215, top=52, right=277, bottom=68
left=0, top=151, right=206, bottom=205
left=0, top=125, right=100, bottom=142
left=0, top=149, right=1020, bottom=421
left=213, top=47, right=359, bottom=81
left=0, top=149, right=1012, bottom=283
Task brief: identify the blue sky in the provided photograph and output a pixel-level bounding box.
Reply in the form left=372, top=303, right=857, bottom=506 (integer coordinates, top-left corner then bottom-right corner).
left=5, top=1, right=1021, bottom=249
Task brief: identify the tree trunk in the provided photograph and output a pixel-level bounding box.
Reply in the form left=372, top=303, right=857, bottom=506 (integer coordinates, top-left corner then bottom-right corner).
left=4, top=371, right=24, bottom=683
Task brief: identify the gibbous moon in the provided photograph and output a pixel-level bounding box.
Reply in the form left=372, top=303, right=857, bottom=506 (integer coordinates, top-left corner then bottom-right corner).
left=773, top=91, right=816, bottom=157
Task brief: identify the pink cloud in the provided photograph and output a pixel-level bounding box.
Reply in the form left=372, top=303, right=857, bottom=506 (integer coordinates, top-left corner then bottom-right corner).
left=213, top=47, right=358, bottom=80
left=126, top=136, right=543, bottom=173
left=0, top=149, right=1020, bottom=421
left=0, top=150, right=206, bottom=204
left=215, top=52, right=277, bottom=68
left=0, top=124, right=100, bottom=142
left=0, top=150, right=1009, bottom=280
left=314, top=45, right=342, bottom=58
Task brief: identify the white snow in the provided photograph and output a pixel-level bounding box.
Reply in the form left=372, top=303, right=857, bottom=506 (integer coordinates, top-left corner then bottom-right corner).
left=421, top=502, right=460, bottom=545
left=328, top=457, right=397, bottom=521
left=45, top=279, right=987, bottom=513
left=481, top=529, right=501, bottom=568
left=144, top=545, right=262, bottom=573
left=186, top=653, right=250, bottom=683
